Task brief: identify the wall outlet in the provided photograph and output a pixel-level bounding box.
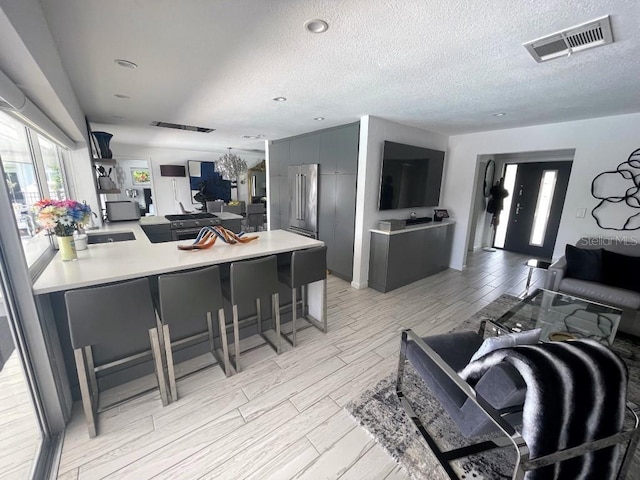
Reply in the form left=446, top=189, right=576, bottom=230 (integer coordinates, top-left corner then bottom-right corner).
left=576, top=208, right=586, bottom=218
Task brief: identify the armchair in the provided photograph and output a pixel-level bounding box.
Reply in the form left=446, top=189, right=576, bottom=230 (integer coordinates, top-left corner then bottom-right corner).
left=397, top=327, right=640, bottom=479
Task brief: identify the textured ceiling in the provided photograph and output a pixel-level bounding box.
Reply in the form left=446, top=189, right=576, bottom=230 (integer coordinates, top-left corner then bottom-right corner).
left=37, top=0, right=640, bottom=151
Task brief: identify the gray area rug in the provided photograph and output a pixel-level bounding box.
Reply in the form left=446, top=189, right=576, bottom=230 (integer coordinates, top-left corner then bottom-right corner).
left=345, top=294, right=640, bottom=479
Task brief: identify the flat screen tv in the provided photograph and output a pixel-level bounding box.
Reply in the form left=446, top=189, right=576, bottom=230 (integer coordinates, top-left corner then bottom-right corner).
left=378, top=141, right=445, bottom=210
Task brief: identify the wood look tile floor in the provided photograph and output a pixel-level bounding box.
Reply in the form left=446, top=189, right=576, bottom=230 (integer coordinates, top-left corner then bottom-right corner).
left=56, top=249, right=546, bottom=480
left=0, top=350, right=42, bottom=480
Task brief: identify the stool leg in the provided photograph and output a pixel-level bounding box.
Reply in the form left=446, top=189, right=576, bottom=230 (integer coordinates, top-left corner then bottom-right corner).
left=84, top=346, right=99, bottom=412
left=302, top=285, right=307, bottom=316
left=74, top=348, right=97, bottom=438
left=233, top=304, right=241, bottom=373
left=291, top=288, right=298, bottom=347
left=207, top=312, right=215, bottom=353
left=218, top=309, right=231, bottom=377
left=322, top=278, right=328, bottom=333
left=162, top=324, right=178, bottom=402
left=149, top=328, right=170, bottom=407
left=256, top=298, right=262, bottom=334
left=273, top=293, right=281, bottom=354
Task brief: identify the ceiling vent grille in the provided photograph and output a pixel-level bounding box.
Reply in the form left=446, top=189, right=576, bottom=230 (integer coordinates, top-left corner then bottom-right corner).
left=523, top=15, right=613, bottom=63
left=150, top=121, right=215, bottom=133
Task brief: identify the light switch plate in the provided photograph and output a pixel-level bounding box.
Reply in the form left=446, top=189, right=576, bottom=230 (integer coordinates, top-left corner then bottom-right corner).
left=576, top=208, right=586, bottom=218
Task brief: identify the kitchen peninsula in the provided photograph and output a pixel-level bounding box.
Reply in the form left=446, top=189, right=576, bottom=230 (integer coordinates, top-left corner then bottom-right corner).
left=33, top=222, right=324, bottom=400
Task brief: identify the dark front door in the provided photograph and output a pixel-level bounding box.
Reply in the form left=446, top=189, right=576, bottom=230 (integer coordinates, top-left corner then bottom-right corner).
left=503, top=161, right=572, bottom=258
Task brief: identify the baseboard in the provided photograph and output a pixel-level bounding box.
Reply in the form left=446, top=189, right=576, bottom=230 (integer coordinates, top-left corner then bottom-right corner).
left=350, top=280, right=368, bottom=289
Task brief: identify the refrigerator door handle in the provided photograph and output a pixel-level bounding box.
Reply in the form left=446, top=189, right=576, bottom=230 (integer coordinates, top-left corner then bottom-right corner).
left=296, top=174, right=302, bottom=220
left=300, top=174, right=306, bottom=221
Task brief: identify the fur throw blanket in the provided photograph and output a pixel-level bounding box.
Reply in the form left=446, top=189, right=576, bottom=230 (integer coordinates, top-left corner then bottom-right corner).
left=459, top=339, right=628, bottom=480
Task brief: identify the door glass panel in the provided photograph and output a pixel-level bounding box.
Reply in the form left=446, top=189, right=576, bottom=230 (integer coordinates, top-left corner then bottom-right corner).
left=530, top=170, right=558, bottom=246
left=0, top=276, right=43, bottom=477
left=493, top=164, right=518, bottom=248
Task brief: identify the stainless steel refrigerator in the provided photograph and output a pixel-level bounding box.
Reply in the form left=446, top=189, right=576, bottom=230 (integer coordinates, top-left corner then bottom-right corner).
left=288, top=164, right=318, bottom=238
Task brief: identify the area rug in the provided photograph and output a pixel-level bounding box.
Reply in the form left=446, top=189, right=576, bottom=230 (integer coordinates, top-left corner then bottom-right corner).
left=345, top=294, right=640, bottom=479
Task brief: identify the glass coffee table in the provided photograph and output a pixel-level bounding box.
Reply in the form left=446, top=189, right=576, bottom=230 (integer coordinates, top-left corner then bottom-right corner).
left=485, top=288, right=622, bottom=346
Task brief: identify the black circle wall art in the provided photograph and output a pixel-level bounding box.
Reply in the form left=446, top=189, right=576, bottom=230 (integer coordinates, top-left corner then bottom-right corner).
left=591, top=148, right=640, bottom=231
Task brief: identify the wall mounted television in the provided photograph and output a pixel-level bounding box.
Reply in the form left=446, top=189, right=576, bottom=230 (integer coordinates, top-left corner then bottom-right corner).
left=378, top=141, right=445, bottom=210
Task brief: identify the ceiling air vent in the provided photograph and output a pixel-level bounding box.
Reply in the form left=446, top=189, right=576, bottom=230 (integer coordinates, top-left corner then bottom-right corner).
left=150, top=121, right=215, bottom=133
left=523, top=15, right=613, bottom=63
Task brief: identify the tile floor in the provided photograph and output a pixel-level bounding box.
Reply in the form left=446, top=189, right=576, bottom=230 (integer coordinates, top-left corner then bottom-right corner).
left=55, top=249, right=546, bottom=480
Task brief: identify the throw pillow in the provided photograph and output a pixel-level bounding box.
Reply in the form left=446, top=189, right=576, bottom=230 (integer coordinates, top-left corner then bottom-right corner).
left=468, top=328, right=542, bottom=364
left=565, top=244, right=603, bottom=282
left=601, top=250, right=640, bottom=293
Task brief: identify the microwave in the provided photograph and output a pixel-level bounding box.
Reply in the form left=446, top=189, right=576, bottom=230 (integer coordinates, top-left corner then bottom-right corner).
left=106, top=201, right=141, bottom=222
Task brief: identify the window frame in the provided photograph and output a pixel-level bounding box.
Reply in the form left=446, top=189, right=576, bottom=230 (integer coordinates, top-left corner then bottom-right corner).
left=0, top=111, right=72, bottom=279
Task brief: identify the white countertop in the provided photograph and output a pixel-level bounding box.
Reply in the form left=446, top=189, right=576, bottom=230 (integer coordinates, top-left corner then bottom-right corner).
left=33, top=223, right=323, bottom=294
left=370, top=219, right=455, bottom=235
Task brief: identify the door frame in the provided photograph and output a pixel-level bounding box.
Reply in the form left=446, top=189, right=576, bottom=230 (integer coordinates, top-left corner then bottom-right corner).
left=500, top=161, right=573, bottom=258
left=0, top=160, right=66, bottom=478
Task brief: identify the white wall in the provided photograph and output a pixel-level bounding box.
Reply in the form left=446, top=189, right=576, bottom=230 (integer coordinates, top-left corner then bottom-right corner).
left=110, top=143, right=264, bottom=216
left=352, top=115, right=449, bottom=288
left=444, top=112, right=640, bottom=270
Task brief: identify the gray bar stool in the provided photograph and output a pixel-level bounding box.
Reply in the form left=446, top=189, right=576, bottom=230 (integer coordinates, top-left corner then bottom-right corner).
left=157, top=265, right=230, bottom=402
left=65, top=278, right=169, bottom=438
left=206, top=200, right=224, bottom=213
left=246, top=203, right=266, bottom=232
left=278, top=246, right=328, bottom=347
left=223, top=255, right=281, bottom=372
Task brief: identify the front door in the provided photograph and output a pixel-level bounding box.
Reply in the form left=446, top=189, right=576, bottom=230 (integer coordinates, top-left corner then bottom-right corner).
left=502, top=161, right=572, bottom=258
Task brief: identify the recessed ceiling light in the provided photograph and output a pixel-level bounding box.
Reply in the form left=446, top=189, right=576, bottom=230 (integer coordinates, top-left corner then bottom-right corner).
left=492, top=112, right=506, bottom=117
left=114, top=94, right=131, bottom=99
left=114, top=59, right=138, bottom=69
left=304, top=19, right=329, bottom=33
left=314, top=117, right=325, bottom=121
left=273, top=97, right=287, bottom=102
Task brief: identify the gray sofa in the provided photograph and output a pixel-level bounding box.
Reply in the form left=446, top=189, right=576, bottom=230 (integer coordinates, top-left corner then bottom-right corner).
left=544, top=238, right=640, bottom=337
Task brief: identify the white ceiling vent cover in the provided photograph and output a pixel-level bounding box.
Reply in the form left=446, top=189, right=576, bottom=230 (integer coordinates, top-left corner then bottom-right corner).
left=524, top=15, right=613, bottom=63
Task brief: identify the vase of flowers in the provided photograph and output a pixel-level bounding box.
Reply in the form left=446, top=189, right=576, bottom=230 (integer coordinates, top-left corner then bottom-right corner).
left=34, top=200, right=92, bottom=261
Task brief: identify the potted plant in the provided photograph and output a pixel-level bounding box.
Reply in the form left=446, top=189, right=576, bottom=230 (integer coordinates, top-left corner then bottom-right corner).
left=33, top=199, right=92, bottom=261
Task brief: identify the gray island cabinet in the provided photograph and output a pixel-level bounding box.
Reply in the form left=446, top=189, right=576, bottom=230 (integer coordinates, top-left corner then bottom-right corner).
left=368, top=220, right=454, bottom=293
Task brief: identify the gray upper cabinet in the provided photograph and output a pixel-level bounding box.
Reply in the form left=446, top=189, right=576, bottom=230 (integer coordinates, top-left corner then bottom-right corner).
left=268, top=175, right=280, bottom=229
left=320, top=123, right=360, bottom=174
left=277, top=175, right=289, bottom=229
left=318, top=174, right=337, bottom=270
left=333, top=174, right=357, bottom=279
left=289, top=135, right=320, bottom=167
left=269, top=141, right=290, bottom=176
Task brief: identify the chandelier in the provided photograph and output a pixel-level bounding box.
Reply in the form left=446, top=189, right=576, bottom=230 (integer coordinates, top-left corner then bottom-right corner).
left=215, top=148, right=248, bottom=183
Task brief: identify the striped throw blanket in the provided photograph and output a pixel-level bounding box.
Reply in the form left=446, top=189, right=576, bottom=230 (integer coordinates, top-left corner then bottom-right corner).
left=459, top=339, right=628, bottom=480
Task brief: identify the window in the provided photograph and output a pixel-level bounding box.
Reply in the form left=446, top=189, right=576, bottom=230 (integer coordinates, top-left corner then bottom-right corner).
left=0, top=111, right=70, bottom=268
left=37, top=135, right=68, bottom=201
left=529, top=170, right=558, bottom=246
